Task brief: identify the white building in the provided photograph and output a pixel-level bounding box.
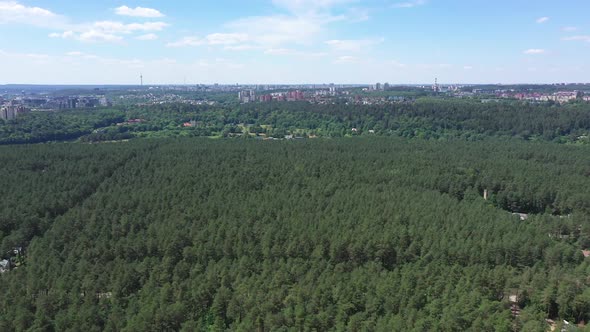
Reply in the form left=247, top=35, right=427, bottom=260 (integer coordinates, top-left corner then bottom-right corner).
left=0, top=259, right=10, bottom=273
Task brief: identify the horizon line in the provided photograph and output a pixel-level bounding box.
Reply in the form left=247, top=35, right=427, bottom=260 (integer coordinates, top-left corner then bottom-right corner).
left=2, top=82, right=590, bottom=87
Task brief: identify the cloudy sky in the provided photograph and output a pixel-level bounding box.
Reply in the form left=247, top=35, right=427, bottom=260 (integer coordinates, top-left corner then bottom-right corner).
left=0, top=0, right=589, bottom=84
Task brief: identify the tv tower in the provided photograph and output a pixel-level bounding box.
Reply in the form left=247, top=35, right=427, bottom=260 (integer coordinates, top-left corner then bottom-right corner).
left=140, top=73, right=143, bottom=86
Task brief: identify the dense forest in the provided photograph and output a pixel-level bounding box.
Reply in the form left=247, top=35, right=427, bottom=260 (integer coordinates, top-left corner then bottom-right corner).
left=1, top=138, right=589, bottom=331
left=1, top=99, right=589, bottom=144
left=0, top=109, right=125, bottom=144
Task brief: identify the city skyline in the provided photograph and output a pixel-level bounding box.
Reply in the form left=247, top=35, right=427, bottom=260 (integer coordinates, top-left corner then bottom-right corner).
left=1, top=0, right=589, bottom=84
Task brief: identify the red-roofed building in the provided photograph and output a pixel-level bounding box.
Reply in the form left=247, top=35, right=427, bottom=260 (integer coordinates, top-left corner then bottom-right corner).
left=259, top=94, right=272, bottom=102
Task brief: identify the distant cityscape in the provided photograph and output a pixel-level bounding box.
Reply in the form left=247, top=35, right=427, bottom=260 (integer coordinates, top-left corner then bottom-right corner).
left=0, top=94, right=110, bottom=120
left=237, top=81, right=590, bottom=105
left=2, top=81, right=590, bottom=121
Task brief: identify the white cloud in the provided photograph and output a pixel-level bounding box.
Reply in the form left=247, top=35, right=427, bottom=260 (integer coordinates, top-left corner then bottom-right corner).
left=325, top=38, right=383, bottom=52
left=562, top=35, right=590, bottom=42
left=0, top=2, right=167, bottom=44
left=561, top=26, right=577, bottom=32
left=51, top=29, right=123, bottom=43
left=115, top=6, right=164, bottom=18
left=92, top=21, right=168, bottom=34
left=269, top=0, right=368, bottom=28
left=49, top=31, right=74, bottom=39
left=65, top=51, right=99, bottom=59
left=170, top=13, right=328, bottom=49
left=272, top=0, right=356, bottom=15
left=206, top=33, right=249, bottom=45
left=220, top=0, right=366, bottom=50
left=136, top=33, right=158, bottom=41
left=264, top=48, right=294, bottom=55
left=224, top=44, right=261, bottom=51
left=167, top=36, right=203, bottom=47
left=334, top=55, right=358, bottom=64
left=523, top=49, right=546, bottom=55
left=169, top=30, right=331, bottom=59
left=78, top=30, right=124, bottom=42
left=264, top=48, right=327, bottom=57
left=227, top=15, right=323, bottom=46
left=0, top=1, right=65, bottom=28
left=168, top=33, right=248, bottom=47
left=0, top=1, right=54, bottom=18
left=50, top=21, right=168, bottom=43
left=392, top=0, right=426, bottom=8
left=536, top=17, right=549, bottom=24
left=166, top=0, right=367, bottom=55
left=463, top=66, right=473, bottom=70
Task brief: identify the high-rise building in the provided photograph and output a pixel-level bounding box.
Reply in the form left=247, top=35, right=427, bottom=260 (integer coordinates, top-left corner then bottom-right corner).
left=376, top=83, right=382, bottom=91
left=238, top=90, right=256, bottom=103
left=432, top=78, right=440, bottom=93
left=287, top=90, right=304, bottom=101
left=99, top=96, right=109, bottom=107
left=0, top=105, right=29, bottom=121
left=68, top=98, right=78, bottom=109
left=259, top=94, right=272, bottom=102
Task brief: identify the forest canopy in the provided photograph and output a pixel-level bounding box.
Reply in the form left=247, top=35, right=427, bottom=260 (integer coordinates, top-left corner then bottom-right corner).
left=1, top=137, right=589, bottom=331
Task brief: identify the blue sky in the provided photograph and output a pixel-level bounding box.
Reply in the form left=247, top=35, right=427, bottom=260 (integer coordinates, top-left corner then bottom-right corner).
left=0, top=0, right=589, bottom=84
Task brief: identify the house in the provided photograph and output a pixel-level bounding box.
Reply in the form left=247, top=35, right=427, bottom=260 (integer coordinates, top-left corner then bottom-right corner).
left=97, top=292, right=113, bottom=300
left=183, top=120, right=197, bottom=128
left=512, top=213, right=529, bottom=221
left=0, top=259, right=10, bottom=273
left=117, top=119, right=145, bottom=126
left=546, top=319, right=577, bottom=332
left=582, top=250, right=590, bottom=258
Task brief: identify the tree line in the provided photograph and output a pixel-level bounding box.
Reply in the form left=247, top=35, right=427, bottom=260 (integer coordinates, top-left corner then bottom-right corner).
left=1, top=98, right=589, bottom=144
